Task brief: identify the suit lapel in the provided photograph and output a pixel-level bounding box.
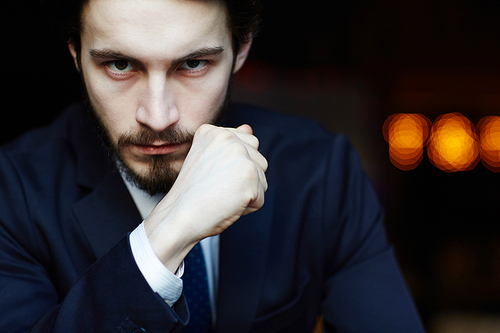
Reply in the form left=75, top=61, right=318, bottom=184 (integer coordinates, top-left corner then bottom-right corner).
left=72, top=168, right=142, bottom=259
left=216, top=187, right=274, bottom=333
left=67, top=105, right=142, bottom=259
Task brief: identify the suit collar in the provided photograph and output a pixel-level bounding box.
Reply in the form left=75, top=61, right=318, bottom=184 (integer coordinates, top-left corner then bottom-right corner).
left=216, top=187, right=274, bottom=333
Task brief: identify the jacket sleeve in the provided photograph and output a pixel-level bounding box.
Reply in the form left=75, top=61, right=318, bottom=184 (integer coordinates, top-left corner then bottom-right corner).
left=0, top=150, right=188, bottom=333
left=29, top=237, right=189, bottom=333
left=320, top=136, right=425, bottom=332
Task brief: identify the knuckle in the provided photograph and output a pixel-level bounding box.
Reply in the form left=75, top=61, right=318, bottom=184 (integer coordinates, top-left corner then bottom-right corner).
left=239, top=160, right=258, bottom=179
left=195, top=123, right=215, bottom=137
left=222, top=129, right=238, bottom=141
left=262, top=176, right=269, bottom=192
left=249, top=135, right=259, bottom=149
left=261, top=156, right=269, bottom=171
left=212, top=128, right=236, bottom=144
left=227, top=140, right=248, bottom=156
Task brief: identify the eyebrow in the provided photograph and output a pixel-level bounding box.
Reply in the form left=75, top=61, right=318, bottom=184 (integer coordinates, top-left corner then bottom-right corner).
left=175, top=46, right=225, bottom=65
left=89, top=46, right=225, bottom=67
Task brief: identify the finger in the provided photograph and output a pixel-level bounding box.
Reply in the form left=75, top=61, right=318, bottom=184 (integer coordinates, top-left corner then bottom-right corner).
left=227, top=125, right=259, bottom=150
left=257, top=163, right=268, bottom=192
left=237, top=124, right=253, bottom=135
left=251, top=149, right=268, bottom=173
left=242, top=174, right=267, bottom=216
left=233, top=128, right=268, bottom=172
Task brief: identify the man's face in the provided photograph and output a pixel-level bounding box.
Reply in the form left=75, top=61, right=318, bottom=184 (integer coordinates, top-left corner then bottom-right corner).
left=70, top=0, right=249, bottom=194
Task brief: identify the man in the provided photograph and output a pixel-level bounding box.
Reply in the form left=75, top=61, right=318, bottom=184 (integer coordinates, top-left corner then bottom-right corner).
left=0, top=0, right=425, bottom=332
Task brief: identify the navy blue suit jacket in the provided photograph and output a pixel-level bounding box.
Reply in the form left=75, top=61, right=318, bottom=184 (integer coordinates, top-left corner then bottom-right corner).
left=0, top=104, right=425, bottom=332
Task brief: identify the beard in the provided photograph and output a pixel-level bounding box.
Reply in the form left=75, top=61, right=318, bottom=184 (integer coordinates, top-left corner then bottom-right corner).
left=85, top=86, right=231, bottom=196
left=114, top=127, right=195, bottom=196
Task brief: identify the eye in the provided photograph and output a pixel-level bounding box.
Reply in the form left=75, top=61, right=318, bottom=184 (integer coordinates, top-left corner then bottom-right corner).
left=179, top=60, right=208, bottom=71
left=108, top=60, right=135, bottom=72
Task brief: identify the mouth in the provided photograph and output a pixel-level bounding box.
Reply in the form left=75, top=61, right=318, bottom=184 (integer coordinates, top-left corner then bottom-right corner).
left=133, top=142, right=189, bottom=155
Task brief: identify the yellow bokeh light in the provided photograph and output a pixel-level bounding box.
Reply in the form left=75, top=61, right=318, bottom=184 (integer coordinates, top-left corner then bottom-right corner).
left=383, top=113, right=431, bottom=170
left=427, top=113, right=480, bottom=172
left=478, top=116, right=500, bottom=172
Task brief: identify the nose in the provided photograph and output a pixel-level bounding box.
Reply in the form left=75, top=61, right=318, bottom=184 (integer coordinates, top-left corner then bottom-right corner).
left=135, top=73, right=180, bottom=132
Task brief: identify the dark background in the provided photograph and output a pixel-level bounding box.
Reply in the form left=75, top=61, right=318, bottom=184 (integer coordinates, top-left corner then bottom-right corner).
left=2, top=1, right=500, bottom=331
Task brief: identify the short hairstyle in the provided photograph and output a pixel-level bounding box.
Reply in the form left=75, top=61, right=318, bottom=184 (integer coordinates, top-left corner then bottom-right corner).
left=43, top=0, right=262, bottom=56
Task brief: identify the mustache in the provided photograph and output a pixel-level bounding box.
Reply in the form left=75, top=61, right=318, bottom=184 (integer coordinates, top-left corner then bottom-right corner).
left=117, top=127, right=195, bottom=148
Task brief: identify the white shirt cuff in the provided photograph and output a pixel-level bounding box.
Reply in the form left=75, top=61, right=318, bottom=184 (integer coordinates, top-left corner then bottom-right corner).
left=129, top=222, right=183, bottom=307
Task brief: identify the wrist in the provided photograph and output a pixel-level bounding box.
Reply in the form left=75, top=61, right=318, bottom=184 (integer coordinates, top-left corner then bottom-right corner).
left=143, top=207, right=198, bottom=273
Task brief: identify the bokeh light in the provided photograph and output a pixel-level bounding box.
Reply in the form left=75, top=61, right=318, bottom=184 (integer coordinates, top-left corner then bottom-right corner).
left=383, top=113, right=431, bottom=170
left=427, top=113, right=480, bottom=172
left=477, top=116, right=500, bottom=172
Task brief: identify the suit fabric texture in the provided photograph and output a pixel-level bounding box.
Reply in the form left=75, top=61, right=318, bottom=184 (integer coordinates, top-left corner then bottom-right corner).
left=0, top=103, right=425, bottom=332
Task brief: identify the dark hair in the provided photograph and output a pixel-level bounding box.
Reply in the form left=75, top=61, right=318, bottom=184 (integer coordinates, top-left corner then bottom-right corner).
left=42, top=0, right=262, bottom=56
left=224, top=0, right=263, bottom=51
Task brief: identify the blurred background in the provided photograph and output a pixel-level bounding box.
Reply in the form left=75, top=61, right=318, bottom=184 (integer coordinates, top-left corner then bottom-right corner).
left=2, top=1, right=500, bottom=331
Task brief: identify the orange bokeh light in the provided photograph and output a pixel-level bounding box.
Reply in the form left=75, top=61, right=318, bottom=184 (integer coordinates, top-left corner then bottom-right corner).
left=427, top=113, right=480, bottom=172
left=477, top=116, right=500, bottom=172
left=383, top=113, right=431, bottom=170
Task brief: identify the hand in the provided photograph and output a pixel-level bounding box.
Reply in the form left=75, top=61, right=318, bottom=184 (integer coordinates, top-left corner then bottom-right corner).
left=144, top=124, right=268, bottom=271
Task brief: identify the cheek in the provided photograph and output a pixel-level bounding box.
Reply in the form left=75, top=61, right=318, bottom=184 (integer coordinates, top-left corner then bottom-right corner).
left=178, top=69, right=231, bottom=127
left=179, top=86, right=226, bottom=128
left=83, top=70, right=136, bottom=142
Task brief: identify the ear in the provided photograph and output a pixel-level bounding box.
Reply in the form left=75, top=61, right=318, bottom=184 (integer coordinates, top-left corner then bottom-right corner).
left=233, top=37, right=253, bottom=74
left=67, top=41, right=81, bottom=72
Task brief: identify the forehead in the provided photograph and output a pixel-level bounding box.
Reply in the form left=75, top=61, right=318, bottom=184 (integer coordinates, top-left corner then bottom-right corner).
left=80, top=0, right=230, bottom=58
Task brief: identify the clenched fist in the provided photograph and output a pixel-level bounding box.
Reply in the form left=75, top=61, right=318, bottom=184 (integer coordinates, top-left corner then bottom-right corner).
left=144, top=124, right=268, bottom=272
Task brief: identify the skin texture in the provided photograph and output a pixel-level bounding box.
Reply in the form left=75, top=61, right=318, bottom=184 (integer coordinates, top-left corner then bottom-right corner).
left=68, top=0, right=267, bottom=272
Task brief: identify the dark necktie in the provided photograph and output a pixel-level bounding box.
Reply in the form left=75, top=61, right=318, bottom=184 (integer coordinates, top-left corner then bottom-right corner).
left=182, top=243, right=212, bottom=332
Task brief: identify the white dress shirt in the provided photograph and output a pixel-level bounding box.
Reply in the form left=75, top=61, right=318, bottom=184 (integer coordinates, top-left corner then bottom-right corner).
left=123, top=177, right=219, bottom=321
